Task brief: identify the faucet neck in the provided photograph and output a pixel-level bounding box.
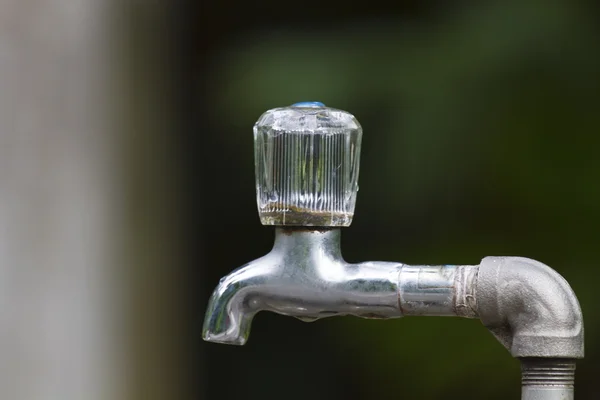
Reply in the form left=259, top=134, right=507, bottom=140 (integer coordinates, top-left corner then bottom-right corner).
left=273, top=227, right=343, bottom=260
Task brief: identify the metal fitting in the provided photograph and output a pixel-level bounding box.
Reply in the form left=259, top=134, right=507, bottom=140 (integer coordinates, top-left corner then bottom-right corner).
left=477, top=256, right=584, bottom=359
left=204, top=102, right=586, bottom=399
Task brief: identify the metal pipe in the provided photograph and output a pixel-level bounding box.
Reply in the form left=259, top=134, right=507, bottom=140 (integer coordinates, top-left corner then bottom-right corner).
left=476, top=257, right=584, bottom=399
left=203, top=232, right=585, bottom=400
left=202, top=228, right=479, bottom=345
left=203, top=233, right=584, bottom=354
left=521, top=358, right=576, bottom=400
left=204, top=103, right=585, bottom=399
left=399, top=264, right=478, bottom=317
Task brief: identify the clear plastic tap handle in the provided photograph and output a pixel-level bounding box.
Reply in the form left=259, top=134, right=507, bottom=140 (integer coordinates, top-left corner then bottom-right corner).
left=253, top=102, right=362, bottom=227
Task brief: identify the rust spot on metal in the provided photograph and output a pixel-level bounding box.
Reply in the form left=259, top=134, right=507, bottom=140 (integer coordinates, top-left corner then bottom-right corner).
left=262, top=205, right=352, bottom=226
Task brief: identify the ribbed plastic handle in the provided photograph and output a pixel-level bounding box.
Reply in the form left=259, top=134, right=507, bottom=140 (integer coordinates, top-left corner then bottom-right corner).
left=253, top=103, right=362, bottom=227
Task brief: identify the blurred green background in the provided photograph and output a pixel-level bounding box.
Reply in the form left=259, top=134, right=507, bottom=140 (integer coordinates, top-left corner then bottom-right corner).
left=197, top=1, right=600, bottom=399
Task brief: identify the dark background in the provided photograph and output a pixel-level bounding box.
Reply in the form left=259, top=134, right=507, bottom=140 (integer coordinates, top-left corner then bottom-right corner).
left=153, top=1, right=600, bottom=399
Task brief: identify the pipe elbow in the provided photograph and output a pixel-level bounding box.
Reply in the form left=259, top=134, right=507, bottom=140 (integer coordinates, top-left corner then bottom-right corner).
left=477, top=256, right=584, bottom=358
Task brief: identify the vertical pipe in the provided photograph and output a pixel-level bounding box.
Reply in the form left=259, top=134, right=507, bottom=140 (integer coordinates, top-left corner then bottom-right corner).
left=521, top=358, right=576, bottom=400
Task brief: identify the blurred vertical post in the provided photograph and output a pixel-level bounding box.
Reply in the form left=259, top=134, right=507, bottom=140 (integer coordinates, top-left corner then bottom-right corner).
left=0, top=0, right=194, bottom=399
left=0, top=0, right=120, bottom=399
left=114, top=1, right=194, bottom=400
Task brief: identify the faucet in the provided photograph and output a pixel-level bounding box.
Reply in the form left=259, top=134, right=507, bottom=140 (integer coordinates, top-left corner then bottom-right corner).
left=203, top=102, right=584, bottom=400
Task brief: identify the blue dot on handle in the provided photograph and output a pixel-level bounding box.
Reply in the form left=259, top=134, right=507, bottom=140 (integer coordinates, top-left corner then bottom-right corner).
left=291, top=101, right=325, bottom=107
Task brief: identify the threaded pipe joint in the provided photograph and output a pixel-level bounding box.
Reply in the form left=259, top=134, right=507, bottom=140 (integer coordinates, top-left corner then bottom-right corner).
left=520, top=358, right=576, bottom=400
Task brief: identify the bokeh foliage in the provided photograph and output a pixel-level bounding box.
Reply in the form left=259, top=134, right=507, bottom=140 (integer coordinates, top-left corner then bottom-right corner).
left=202, top=1, right=600, bottom=398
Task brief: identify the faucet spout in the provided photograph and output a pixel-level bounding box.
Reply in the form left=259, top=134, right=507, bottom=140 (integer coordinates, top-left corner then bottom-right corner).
left=203, top=228, right=409, bottom=345
left=202, top=255, right=272, bottom=345
left=203, top=228, right=479, bottom=345
left=203, top=102, right=586, bottom=398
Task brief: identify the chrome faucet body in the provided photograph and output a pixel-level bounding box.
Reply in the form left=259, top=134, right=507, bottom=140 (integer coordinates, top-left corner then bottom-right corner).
left=202, top=228, right=402, bottom=345
left=203, top=229, right=583, bottom=359
left=203, top=228, right=481, bottom=345
left=203, top=103, right=584, bottom=399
